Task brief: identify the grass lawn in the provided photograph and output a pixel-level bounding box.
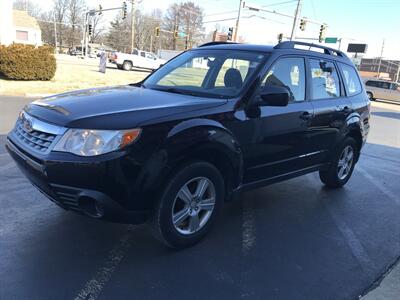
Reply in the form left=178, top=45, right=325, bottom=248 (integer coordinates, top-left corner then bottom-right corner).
left=0, top=54, right=149, bottom=96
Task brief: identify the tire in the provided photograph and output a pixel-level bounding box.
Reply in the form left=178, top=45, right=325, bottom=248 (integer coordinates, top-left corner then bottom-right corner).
left=150, top=161, right=225, bottom=249
left=122, top=61, right=133, bottom=71
left=367, top=92, right=374, bottom=101
left=319, top=137, right=358, bottom=188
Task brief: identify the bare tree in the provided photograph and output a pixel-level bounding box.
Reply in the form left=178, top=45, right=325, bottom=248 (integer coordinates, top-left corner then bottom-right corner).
left=67, top=0, right=85, bottom=49
left=13, top=0, right=42, bottom=18
left=37, top=11, right=56, bottom=46
left=53, top=0, right=69, bottom=52
left=90, top=13, right=105, bottom=44
left=163, top=2, right=204, bottom=50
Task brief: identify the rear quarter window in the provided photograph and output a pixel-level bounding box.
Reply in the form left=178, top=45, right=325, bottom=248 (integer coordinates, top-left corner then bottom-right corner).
left=339, top=63, right=362, bottom=96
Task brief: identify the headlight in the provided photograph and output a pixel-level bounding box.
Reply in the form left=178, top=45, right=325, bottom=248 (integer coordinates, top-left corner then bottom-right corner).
left=53, top=128, right=141, bottom=156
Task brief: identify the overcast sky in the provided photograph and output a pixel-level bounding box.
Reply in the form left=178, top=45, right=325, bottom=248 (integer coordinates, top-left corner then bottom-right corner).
left=27, top=0, right=400, bottom=60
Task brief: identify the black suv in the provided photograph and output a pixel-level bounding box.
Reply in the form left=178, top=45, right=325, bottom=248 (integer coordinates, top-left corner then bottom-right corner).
left=6, top=41, right=370, bottom=248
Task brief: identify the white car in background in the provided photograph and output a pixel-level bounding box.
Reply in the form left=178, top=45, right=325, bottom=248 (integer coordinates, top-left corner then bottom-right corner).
left=109, top=49, right=166, bottom=71
left=364, top=79, right=400, bottom=103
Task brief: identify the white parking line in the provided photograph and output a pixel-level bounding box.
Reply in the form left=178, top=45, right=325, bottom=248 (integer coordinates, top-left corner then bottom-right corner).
left=73, top=226, right=136, bottom=300
left=242, top=199, right=256, bottom=255
left=356, top=166, right=399, bottom=205
left=0, top=161, right=15, bottom=173
left=306, top=175, right=375, bottom=274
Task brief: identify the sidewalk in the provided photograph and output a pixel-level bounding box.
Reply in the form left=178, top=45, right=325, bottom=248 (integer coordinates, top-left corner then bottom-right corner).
left=362, top=260, right=400, bottom=300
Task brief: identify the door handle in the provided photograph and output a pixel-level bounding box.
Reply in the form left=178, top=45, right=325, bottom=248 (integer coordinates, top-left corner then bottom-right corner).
left=300, top=111, right=312, bottom=120
left=336, top=106, right=352, bottom=113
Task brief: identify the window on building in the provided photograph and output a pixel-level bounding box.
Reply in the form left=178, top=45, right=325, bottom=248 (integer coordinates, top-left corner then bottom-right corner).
left=339, top=63, right=362, bottom=96
left=16, top=30, right=28, bottom=41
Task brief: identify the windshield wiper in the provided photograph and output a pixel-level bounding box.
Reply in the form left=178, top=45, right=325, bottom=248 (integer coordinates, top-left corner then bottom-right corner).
left=154, top=87, right=196, bottom=96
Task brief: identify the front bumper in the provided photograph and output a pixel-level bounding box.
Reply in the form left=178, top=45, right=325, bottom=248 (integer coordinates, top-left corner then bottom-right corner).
left=5, top=138, right=150, bottom=224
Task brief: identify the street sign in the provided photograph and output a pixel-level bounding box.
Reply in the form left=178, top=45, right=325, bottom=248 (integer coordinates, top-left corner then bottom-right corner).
left=325, top=37, right=338, bottom=43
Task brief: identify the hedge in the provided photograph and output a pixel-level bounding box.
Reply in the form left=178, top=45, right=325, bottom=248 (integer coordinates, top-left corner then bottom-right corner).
left=0, top=44, right=56, bottom=80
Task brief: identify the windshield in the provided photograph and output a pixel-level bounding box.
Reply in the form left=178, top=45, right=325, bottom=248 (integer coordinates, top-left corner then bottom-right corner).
left=143, top=49, right=266, bottom=98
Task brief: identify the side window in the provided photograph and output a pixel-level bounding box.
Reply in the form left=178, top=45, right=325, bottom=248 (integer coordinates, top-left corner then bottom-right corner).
left=140, top=51, right=146, bottom=57
left=339, top=63, right=362, bottom=96
left=310, top=59, right=340, bottom=100
left=380, top=81, right=390, bottom=89
left=365, top=80, right=375, bottom=87
left=262, top=57, right=306, bottom=102
left=132, top=49, right=139, bottom=55
left=146, top=53, right=155, bottom=60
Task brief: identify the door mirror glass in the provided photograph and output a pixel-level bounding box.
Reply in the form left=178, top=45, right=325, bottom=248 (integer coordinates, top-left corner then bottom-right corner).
left=259, top=85, right=290, bottom=106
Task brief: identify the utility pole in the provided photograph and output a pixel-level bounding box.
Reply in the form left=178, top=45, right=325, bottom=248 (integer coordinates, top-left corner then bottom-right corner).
left=377, top=39, right=385, bottom=78
left=290, top=0, right=302, bottom=41
left=233, top=0, right=243, bottom=42
left=131, top=0, right=135, bottom=52
left=53, top=13, right=57, bottom=53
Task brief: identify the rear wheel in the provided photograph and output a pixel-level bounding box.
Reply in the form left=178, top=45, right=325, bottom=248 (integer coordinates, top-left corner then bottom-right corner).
left=319, top=137, right=358, bottom=188
left=122, top=61, right=133, bottom=71
left=367, top=92, right=374, bottom=101
left=150, top=161, right=224, bottom=249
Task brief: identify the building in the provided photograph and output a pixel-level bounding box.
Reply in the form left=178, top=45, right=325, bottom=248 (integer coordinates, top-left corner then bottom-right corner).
left=0, top=1, right=42, bottom=46
left=359, top=58, right=400, bottom=82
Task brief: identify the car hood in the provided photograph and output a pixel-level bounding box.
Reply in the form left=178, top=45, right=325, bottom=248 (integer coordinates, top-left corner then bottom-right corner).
left=25, top=85, right=227, bottom=129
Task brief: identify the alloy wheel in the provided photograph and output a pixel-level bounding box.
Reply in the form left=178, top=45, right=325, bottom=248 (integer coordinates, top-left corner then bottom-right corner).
left=337, top=145, right=354, bottom=180
left=171, top=177, right=216, bottom=235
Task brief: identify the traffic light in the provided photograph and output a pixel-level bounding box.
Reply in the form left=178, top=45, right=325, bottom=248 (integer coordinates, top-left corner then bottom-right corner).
left=278, top=33, right=283, bottom=43
left=319, top=24, right=327, bottom=43
left=98, top=5, right=102, bottom=15
left=155, top=27, right=160, bottom=37
left=299, top=18, right=306, bottom=31
left=88, top=24, right=92, bottom=36
left=122, top=1, right=127, bottom=19
left=227, top=27, right=234, bottom=41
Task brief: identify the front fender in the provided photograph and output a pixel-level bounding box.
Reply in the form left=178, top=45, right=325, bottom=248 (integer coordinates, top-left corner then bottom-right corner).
left=138, top=118, right=243, bottom=195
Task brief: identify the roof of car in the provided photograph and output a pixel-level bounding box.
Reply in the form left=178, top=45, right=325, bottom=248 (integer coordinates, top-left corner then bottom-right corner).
left=197, top=43, right=275, bottom=52
left=197, top=41, right=352, bottom=64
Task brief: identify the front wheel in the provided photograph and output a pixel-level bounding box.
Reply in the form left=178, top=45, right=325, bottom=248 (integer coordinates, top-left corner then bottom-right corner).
left=319, top=137, right=358, bottom=188
left=367, top=92, right=375, bottom=101
left=150, top=161, right=225, bottom=249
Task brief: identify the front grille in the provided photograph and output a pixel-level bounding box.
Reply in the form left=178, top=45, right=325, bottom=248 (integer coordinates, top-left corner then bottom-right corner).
left=11, top=111, right=66, bottom=155
left=14, top=119, right=57, bottom=153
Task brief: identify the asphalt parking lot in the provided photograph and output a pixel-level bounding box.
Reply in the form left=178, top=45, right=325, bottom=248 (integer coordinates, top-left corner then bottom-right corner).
left=0, top=97, right=399, bottom=300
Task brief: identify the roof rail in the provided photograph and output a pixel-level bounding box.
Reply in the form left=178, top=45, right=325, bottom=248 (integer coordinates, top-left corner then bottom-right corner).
left=198, top=41, right=239, bottom=47
left=274, top=41, right=347, bottom=58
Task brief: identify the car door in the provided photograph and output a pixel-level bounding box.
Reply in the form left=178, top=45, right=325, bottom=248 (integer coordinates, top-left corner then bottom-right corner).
left=237, top=56, right=316, bottom=184
left=307, top=57, right=352, bottom=163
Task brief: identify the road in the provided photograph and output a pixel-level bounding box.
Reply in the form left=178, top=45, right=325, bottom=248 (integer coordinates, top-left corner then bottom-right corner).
left=0, top=96, right=399, bottom=300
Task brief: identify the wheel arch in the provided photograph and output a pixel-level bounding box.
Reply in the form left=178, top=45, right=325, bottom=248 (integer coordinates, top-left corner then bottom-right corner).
left=344, top=115, right=364, bottom=161
left=164, top=118, right=243, bottom=200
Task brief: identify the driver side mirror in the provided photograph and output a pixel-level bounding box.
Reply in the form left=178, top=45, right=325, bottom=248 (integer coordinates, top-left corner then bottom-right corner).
left=259, top=85, right=290, bottom=107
